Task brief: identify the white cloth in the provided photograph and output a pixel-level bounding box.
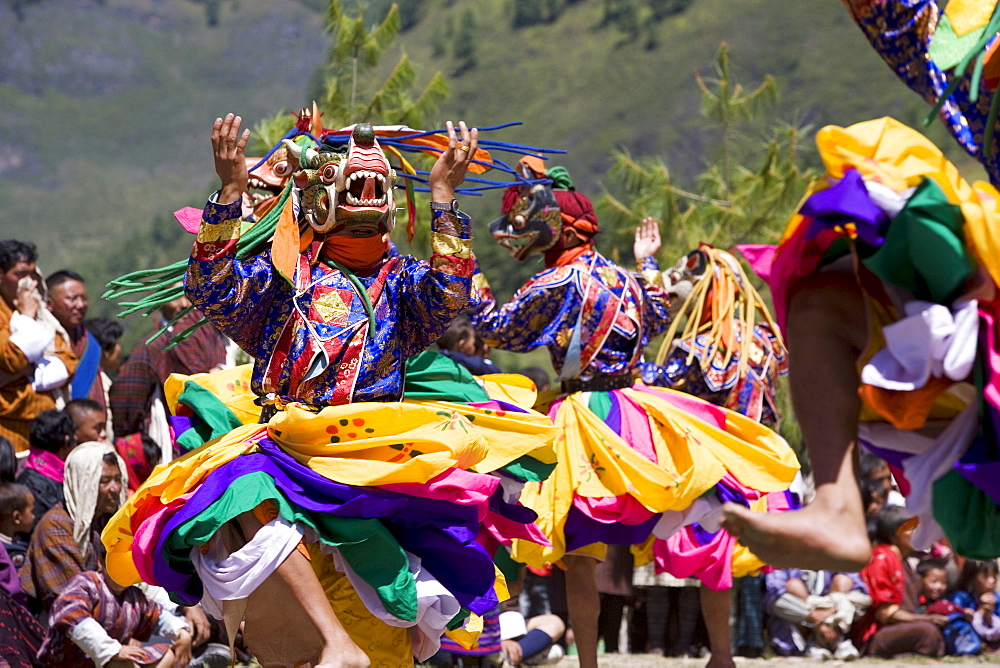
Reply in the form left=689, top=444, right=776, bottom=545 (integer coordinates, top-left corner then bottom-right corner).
left=8, top=311, right=52, bottom=362
left=64, top=441, right=129, bottom=557
left=858, top=402, right=979, bottom=550
left=861, top=299, right=978, bottom=391
left=651, top=494, right=722, bottom=539
left=70, top=616, right=122, bottom=667
left=499, top=610, right=528, bottom=641
left=321, top=546, right=461, bottom=661
left=191, top=516, right=304, bottom=620
left=148, top=388, right=173, bottom=467
left=32, top=356, right=68, bottom=392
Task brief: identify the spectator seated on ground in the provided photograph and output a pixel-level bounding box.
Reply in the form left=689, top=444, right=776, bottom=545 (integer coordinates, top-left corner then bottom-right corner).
left=36, top=540, right=193, bottom=668
left=435, top=314, right=500, bottom=376
left=19, top=441, right=127, bottom=616
left=764, top=567, right=869, bottom=660
left=0, top=541, right=44, bottom=667
left=16, top=408, right=77, bottom=528
left=950, top=558, right=1000, bottom=653
left=0, top=481, right=33, bottom=569
left=852, top=506, right=946, bottom=659
left=915, top=557, right=981, bottom=655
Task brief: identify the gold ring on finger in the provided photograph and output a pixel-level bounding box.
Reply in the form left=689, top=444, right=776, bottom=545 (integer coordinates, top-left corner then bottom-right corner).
left=458, top=145, right=470, bottom=153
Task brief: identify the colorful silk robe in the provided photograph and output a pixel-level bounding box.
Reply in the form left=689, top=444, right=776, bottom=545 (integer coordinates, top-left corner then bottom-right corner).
left=640, top=323, right=787, bottom=426
left=470, top=252, right=671, bottom=377
left=185, top=196, right=473, bottom=406
left=843, top=0, right=1000, bottom=185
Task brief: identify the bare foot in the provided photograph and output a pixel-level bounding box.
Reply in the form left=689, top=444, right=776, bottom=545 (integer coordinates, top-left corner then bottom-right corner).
left=705, top=656, right=736, bottom=668
left=314, top=645, right=370, bottom=668
left=721, top=500, right=871, bottom=571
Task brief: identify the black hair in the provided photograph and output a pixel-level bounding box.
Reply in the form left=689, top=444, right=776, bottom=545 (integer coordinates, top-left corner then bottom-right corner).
left=141, top=435, right=162, bottom=468
left=28, top=410, right=76, bottom=454
left=0, top=482, right=32, bottom=517
left=436, top=315, right=475, bottom=352
left=957, top=558, right=999, bottom=594
left=859, top=451, right=889, bottom=479
left=85, top=317, right=125, bottom=354
left=0, top=436, right=15, bottom=483
left=0, top=240, right=37, bottom=273
left=44, top=269, right=85, bottom=291
left=916, top=557, right=949, bottom=578
left=102, top=452, right=120, bottom=468
left=872, top=504, right=913, bottom=546
left=860, top=476, right=886, bottom=513
left=65, top=398, right=105, bottom=424
left=519, top=366, right=551, bottom=392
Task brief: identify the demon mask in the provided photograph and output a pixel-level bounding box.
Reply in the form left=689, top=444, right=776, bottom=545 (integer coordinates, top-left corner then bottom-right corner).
left=488, top=183, right=562, bottom=261
left=283, top=123, right=397, bottom=236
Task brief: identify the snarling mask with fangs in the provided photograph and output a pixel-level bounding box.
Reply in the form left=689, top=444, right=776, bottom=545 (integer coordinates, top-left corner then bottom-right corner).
left=488, top=183, right=562, bottom=261
left=245, top=143, right=296, bottom=215
left=283, top=123, right=396, bottom=236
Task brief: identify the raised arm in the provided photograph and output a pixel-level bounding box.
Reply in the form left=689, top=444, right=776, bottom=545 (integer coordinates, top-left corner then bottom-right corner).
left=400, top=122, right=483, bottom=353
left=185, top=114, right=280, bottom=351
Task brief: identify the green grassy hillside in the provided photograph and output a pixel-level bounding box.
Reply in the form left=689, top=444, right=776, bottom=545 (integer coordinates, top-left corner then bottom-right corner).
left=0, top=0, right=984, bottom=330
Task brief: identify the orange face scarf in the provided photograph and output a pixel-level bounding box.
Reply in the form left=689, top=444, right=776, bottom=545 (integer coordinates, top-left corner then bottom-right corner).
left=544, top=242, right=593, bottom=268
left=320, top=234, right=389, bottom=272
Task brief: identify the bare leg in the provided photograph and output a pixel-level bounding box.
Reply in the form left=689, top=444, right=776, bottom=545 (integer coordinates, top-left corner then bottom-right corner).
left=234, top=513, right=369, bottom=668
left=722, top=272, right=872, bottom=571
left=564, top=554, right=599, bottom=668
left=700, top=587, right=735, bottom=668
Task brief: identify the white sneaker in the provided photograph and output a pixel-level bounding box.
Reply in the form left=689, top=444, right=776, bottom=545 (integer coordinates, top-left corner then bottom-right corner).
left=833, top=639, right=860, bottom=661
left=806, top=645, right=833, bottom=661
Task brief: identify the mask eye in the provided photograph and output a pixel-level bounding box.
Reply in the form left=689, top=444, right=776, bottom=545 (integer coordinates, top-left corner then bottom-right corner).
left=320, top=163, right=338, bottom=184
left=272, top=160, right=293, bottom=178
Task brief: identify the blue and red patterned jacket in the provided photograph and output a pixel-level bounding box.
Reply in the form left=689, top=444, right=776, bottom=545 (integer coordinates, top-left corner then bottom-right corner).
left=185, top=195, right=474, bottom=406
left=469, top=251, right=671, bottom=379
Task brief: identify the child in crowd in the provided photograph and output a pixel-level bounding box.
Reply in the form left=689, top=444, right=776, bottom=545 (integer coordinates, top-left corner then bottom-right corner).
left=37, top=543, right=192, bottom=667
left=951, top=559, right=1000, bottom=652
left=435, top=315, right=501, bottom=375
left=0, top=435, right=16, bottom=482
left=853, top=506, right=947, bottom=658
left=0, top=482, right=34, bottom=569
left=916, top=558, right=980, bottom=655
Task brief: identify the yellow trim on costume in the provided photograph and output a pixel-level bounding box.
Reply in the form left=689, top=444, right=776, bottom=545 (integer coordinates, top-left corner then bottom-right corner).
left=196, top=217, right=241, bottom=243
left=431, top=231, right=473, bottom=259
left=640, top=268, right=665, bottom=290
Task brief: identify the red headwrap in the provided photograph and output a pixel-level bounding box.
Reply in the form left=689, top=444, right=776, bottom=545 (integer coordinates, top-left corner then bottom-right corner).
left=553, top=189, right=599, bottom=239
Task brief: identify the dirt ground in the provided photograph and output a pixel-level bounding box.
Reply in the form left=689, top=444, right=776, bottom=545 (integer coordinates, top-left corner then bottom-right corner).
left=561, top=653, right=1000, bottom=667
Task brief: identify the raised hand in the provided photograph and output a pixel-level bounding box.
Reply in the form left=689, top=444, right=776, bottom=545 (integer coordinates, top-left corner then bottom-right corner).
left=14, top=276, right=39, bottom=319
left=212, top=113, right=251, bottom=205
left=429, top=121, right=479, bottom=204
left=633, top=216, right=662, bottom=261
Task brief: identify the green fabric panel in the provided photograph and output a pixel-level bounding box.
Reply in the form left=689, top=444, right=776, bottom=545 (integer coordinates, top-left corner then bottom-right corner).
left=176, top=381, right=243, bottom=450
left=933, top=469, right=1000, bottom=560
left=404, top=351, right=490, bottom=403
left=863, top=178, right=975, bottom=304
left=165, top=471, right=417, bottom=622
left=447, top=607, right=472, bottom=631
left=545, top=166, right=574, bottom=190
left=493, top=544, right=522, bottom=585
left=498, top=455, right=557, bottom=482
left=928, top=13, right=989, bottom=71
left=587, top=391, right=613, bottom=421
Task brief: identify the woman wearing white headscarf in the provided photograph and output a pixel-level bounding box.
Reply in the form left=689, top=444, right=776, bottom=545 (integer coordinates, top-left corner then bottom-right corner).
left=20, top=441, right=127, bottom=613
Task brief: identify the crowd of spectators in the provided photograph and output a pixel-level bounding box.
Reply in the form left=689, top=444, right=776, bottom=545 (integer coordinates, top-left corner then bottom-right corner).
left=0, top=239, right=231, bottom=667
left=2, top=239, right=998, bottom=667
